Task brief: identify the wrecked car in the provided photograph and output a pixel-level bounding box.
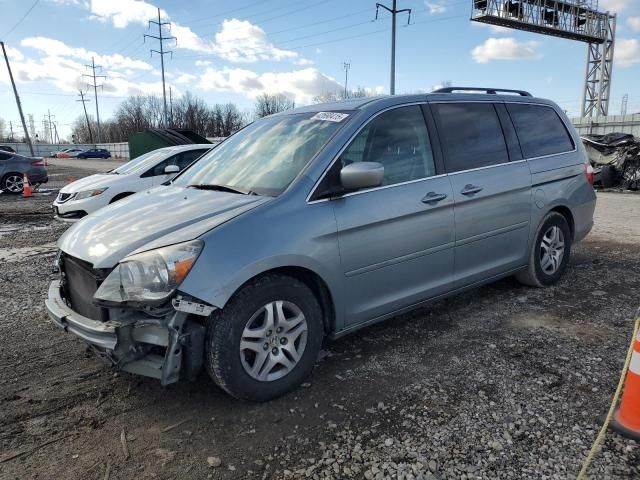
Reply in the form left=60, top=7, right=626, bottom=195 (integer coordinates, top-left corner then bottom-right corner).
left=582, top=132, right=640, bottom=190
left=46, top=90, right=596, bottom=401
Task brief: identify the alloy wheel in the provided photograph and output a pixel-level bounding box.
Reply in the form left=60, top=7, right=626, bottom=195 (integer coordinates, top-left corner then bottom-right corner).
left=539, top=225, right=565, bottom=275
left=239, top=300, right=308, bottom=382
left=4, top=175, right=23, bottom=193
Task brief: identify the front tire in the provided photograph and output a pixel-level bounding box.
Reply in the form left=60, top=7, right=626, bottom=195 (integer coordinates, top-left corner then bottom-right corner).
left=516, top=212, right=572, bottom=288
left=205, top=274, right=324, bottom=402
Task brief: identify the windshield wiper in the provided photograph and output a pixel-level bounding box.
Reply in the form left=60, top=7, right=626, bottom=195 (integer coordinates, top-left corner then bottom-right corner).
left=188, top=184, right=254, bottom=195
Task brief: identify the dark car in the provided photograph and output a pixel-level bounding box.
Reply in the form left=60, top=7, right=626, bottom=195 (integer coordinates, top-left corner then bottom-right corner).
left=0, top=151, right=48, bottom=193
left=0, top=145, right=17, bottom=153
left=77, top=148, right=111, bottom=159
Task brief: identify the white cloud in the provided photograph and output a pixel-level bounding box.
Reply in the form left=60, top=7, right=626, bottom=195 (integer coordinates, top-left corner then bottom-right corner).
left=628, top=17, right=640, bottom=32
left=195, top=60, right=212, bottom=67
left=85, top=1, right=307, bottom=64
left=0, top=38, right=161, bottom=98
left=197, top=67, right=342, bottom=104
left=210, top=19, right=305, bottom=64
left=89, top=0, right=166, bottom=28
left=615, top=38, right=640, bottom=67
left=472, top=37, right=541, bottom=63
left=425, top=2, right=447, bottom=14
left=21, top=36, right=153, bottom=71
left=599, top=0, right=631, bottom=12
left=174, top=72, right=197, bottom=84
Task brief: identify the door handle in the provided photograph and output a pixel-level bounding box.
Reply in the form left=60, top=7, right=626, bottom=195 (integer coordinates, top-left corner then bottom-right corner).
left=460, top=184, right=483, bottom=196
left=421, top=192, right=448, bottom=204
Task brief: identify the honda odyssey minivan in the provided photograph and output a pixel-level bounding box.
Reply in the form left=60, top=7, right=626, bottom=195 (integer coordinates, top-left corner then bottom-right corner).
left=46, top=88, right=596, bottom=401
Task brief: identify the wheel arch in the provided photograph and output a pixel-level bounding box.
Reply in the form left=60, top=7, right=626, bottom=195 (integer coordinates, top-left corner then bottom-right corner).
left=548, top=205, right=575, bottom=240
left=212, top=264, right=337, bottom=336
left=109, top=192, right=135, bottom=203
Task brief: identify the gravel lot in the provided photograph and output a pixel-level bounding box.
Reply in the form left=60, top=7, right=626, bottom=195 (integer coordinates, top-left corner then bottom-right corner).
left=0, top=162, right=639, bottom=480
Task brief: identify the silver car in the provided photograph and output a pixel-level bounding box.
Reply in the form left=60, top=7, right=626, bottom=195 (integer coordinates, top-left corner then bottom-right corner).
left=46, top=88, right=596, bottom=401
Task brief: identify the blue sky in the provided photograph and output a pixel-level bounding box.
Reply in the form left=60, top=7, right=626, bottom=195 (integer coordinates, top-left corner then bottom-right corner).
left=1, top=0, right=639, bottom=140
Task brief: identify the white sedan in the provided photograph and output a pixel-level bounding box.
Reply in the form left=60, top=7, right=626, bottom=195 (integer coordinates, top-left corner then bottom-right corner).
left=52, top=144, right=213, bottom=221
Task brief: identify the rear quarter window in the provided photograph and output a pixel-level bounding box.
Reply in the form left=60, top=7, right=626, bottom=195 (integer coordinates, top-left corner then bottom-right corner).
left=506, top=104, right=575, bottom=158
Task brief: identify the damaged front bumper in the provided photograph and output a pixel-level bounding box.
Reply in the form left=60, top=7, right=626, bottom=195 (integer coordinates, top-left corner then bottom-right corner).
left=45, top=280, right=211, bottom=385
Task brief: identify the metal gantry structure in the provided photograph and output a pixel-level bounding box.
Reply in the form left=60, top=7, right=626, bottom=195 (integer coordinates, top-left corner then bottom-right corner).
left=470, top=0, right=616, bottom=117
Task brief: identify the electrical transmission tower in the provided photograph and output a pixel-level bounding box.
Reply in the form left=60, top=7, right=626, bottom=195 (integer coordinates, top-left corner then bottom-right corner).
left=44, top=109, right=55, bottom=144
left=376, top=1, right=411, bottom=95
left=83, top=57, right=106, bottom=143
left=621, top=94, right=628, bottom=116
left=145, top=7, right=176, bottom=126
left=77, top=90, right=94, bottom=143
left=343, top=62, right=350, bottom=99
left=471, top=0, right=616, bottom=118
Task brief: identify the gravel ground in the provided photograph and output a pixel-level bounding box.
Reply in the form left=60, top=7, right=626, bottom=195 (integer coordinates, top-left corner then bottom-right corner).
left=0, top=164, right=639, bottom=480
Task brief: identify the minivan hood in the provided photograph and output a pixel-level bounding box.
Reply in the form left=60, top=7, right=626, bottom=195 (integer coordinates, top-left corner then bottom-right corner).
left=59, top=173, right=126, bottom=193
left=58, top=185, right=269, bottom=268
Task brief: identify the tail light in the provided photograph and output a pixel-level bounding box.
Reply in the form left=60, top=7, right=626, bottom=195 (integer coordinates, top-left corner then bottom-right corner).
left=31, top=160, right=45, bottom=166
left=584, top=162, right=594, bottom=186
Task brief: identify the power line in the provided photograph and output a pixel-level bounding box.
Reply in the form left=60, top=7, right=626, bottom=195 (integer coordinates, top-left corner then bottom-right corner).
left=145, top=7, right=176, bottom=126
left=83, top=57, right=106, bottom=143
left=2, top=0, right=40, bottom=38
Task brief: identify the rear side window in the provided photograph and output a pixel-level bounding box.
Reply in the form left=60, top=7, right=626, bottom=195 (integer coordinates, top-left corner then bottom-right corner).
left=0, top=152, right=12, bottom=161
left=433, top=103, right=509, bottom=173
left=506, top=104, right=574, bottom=158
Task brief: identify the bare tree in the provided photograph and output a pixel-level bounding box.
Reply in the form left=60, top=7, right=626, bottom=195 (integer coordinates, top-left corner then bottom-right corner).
left=70, top=92, right=248, bottom=143
left=254, top=93, right=295, bottom=118
left=313, top=86, right=378, bottom=104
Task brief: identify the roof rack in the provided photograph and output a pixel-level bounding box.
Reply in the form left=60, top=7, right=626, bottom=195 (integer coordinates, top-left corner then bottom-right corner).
left=432, top=87, right=532, bottom=97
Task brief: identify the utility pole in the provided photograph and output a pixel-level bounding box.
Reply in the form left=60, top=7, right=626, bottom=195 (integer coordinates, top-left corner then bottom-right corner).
left=342, top=62, right=350, bottom=99
left=53, top=122, right=60, bottom=144
left=145, top=8, right=176, bottom=127
left=1, top=41, right=34, bottom=155
left=77, top=90, right=94, bottom=144
left=45, top=109, right=55, bottom=144
left=9, top=121, right=14, bottom=142
left=83, top=57, right=106, bottom=143
left=375, top=1, right=411, bottom=95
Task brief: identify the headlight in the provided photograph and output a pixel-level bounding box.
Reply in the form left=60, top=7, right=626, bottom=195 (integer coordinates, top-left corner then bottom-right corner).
left=75, top=187, right=108, bottom=200
left=94, top=240, right=203, bottom=305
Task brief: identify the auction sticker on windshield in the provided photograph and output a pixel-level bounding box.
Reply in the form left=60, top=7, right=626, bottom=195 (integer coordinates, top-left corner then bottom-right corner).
left=311, top=112, right=349, bottom=122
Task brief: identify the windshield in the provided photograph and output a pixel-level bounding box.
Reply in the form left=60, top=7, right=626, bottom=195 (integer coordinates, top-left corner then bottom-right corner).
left=112, top=150, right=171, bottom=175
left=173, top=112, right=351, bottom=196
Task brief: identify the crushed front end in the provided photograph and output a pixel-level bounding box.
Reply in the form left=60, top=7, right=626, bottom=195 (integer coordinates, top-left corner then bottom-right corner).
left=45, top=250, right=214, bottom=385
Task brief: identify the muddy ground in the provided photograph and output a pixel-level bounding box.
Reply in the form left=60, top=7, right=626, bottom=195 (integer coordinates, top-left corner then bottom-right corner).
left=0, top=162, right=638, bottom=479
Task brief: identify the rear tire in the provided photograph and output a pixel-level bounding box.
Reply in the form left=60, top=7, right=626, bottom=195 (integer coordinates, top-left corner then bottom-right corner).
left=600, top=165, right=617, bottom=188
left=205, top=274, right=324, bottom=402
left=516, top=212, right=572, bottom=288
left=1, top=173, right=24, bottom=194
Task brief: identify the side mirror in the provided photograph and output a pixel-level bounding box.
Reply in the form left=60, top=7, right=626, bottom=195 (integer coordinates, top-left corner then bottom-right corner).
left=164, top=165, right=180, bottom=174
left=340, top=162, right=384, bottom=190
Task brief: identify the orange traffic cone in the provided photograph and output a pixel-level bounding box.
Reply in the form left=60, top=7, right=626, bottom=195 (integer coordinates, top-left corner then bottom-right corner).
left=22, top=173, right=33, bottom=198
left=611, top=324, right=640, bottom=440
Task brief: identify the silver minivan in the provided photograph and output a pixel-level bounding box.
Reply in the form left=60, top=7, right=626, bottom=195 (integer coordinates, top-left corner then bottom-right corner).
left=46, top=88, right=596, bottom=401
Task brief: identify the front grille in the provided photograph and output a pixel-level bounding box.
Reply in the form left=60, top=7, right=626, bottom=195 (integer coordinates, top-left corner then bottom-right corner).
left=57, top=192, right=74, bottom=203
left=61, top=254, right=108, bottom=321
